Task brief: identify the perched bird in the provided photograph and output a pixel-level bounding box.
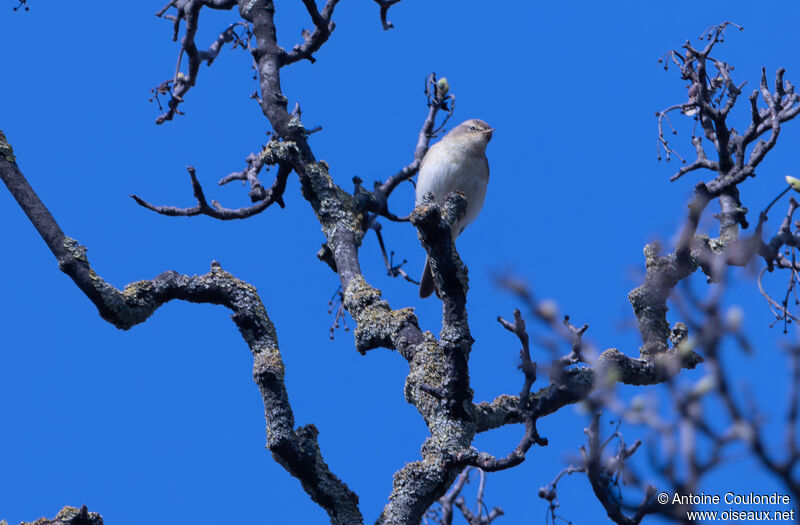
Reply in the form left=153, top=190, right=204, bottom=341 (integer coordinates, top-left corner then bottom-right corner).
left=415, top=118, right=494, bottom=298
left=683, top=83, right=700, bottom=116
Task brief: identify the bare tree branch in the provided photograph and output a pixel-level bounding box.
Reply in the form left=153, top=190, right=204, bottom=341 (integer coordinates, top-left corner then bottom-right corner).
left=0, top=143, right=362, bottom=525
left=538, top=413, right=657, bottom=525
left=283, top=0, right=339, bottom=64
left=14, top=506, right=103, bottom=525
left=132, top=141, right=292, bottom=219
left=425, top=468, right=504, bottom=525
left=372, top=0, right=401, bottom=30
left=152, top=1, right=247, bottom=124
left=9, top=8, right=800, bottom=524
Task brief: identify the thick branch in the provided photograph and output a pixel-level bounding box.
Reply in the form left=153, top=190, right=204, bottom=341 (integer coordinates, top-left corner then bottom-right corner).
left=16, top=506, right=103, bottom=525
left=474, top=347, right=703, bottom=434
left=411, top=193, right=470, bottom=333
left=627, top=185, right=711, bottom=356
left=0, top=148, right=362, bottom=525
left=242, top=6, right=482, bottom=522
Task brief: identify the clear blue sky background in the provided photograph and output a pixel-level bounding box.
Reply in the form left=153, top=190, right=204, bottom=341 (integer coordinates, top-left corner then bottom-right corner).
left=3, top=2, right=800, bottom=524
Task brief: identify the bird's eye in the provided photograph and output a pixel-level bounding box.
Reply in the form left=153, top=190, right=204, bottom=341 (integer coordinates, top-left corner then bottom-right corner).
left=469, top=125, right=476, bottom=131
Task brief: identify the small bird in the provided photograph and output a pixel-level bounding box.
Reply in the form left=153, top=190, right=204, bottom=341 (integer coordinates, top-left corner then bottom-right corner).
left=683, top=83, right=699, bottom=116
left=415, top=118, right=493, bottom=298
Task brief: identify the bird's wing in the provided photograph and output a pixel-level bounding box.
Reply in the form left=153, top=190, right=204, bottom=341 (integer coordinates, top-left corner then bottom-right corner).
left=415, top=142, right=459, bottom=203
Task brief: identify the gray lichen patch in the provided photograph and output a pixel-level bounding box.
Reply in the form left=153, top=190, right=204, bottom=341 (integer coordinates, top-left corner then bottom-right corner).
left=378, top=459, right=452, bottom=524
left=257, top=138, right=300, bottom=166
left=439, top=319, right=472, bottom=353
left=378, top=387, right=477, bottom=524
left=669, top=321, right=689, bottom=347
left=253, top=348, right=286, bottom=382
left=439, top=192, right=468, bottom=229
left=627, top=284, right=670, bottom=350
left=597, top=347, right=702, bottom=386
left=630, top=222, right=742, bottom=358
left=404, top=337, right=447, bottom=415
left=474, top=394, right=518, bottom=432
left=19, top=505, right=103, bottom=525
left=91, top=278, right=156, bottom=329
left=694, top=233, right=729, bottom=255
left=421, top=416, right=476, bottom=455
left=62, top=236, right=88, bottom=264
left=629, top=242, right=699, bottom=357
left=238, top=0, right=260, bottom=18
left=344, top=275, right=419, bottom=354
left=0, top=129, right=16, bottom=162
left=303, top=161, right=363, bottom=243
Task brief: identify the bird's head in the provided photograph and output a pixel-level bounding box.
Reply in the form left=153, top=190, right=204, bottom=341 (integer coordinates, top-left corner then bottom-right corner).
left=448, top=119, right=494, bottom=152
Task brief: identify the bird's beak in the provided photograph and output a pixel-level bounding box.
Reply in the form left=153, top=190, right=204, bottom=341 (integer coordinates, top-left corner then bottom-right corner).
left=485, top=128, right=495, bottom=139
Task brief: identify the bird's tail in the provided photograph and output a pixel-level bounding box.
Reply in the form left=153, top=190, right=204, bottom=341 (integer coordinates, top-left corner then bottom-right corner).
left=419, top=257, right=435, bottom=298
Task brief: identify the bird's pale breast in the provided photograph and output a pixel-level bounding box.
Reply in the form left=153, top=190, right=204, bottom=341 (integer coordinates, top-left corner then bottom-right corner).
left=415, top=141, right=489, bottom=237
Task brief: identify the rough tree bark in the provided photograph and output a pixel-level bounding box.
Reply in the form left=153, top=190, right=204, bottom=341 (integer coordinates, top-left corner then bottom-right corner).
left=4, top=5, right=800, bottom=525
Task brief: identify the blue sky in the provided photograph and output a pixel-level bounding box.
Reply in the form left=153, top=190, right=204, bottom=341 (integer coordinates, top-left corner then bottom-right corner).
left=3, top=1, right=800, bottom=523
